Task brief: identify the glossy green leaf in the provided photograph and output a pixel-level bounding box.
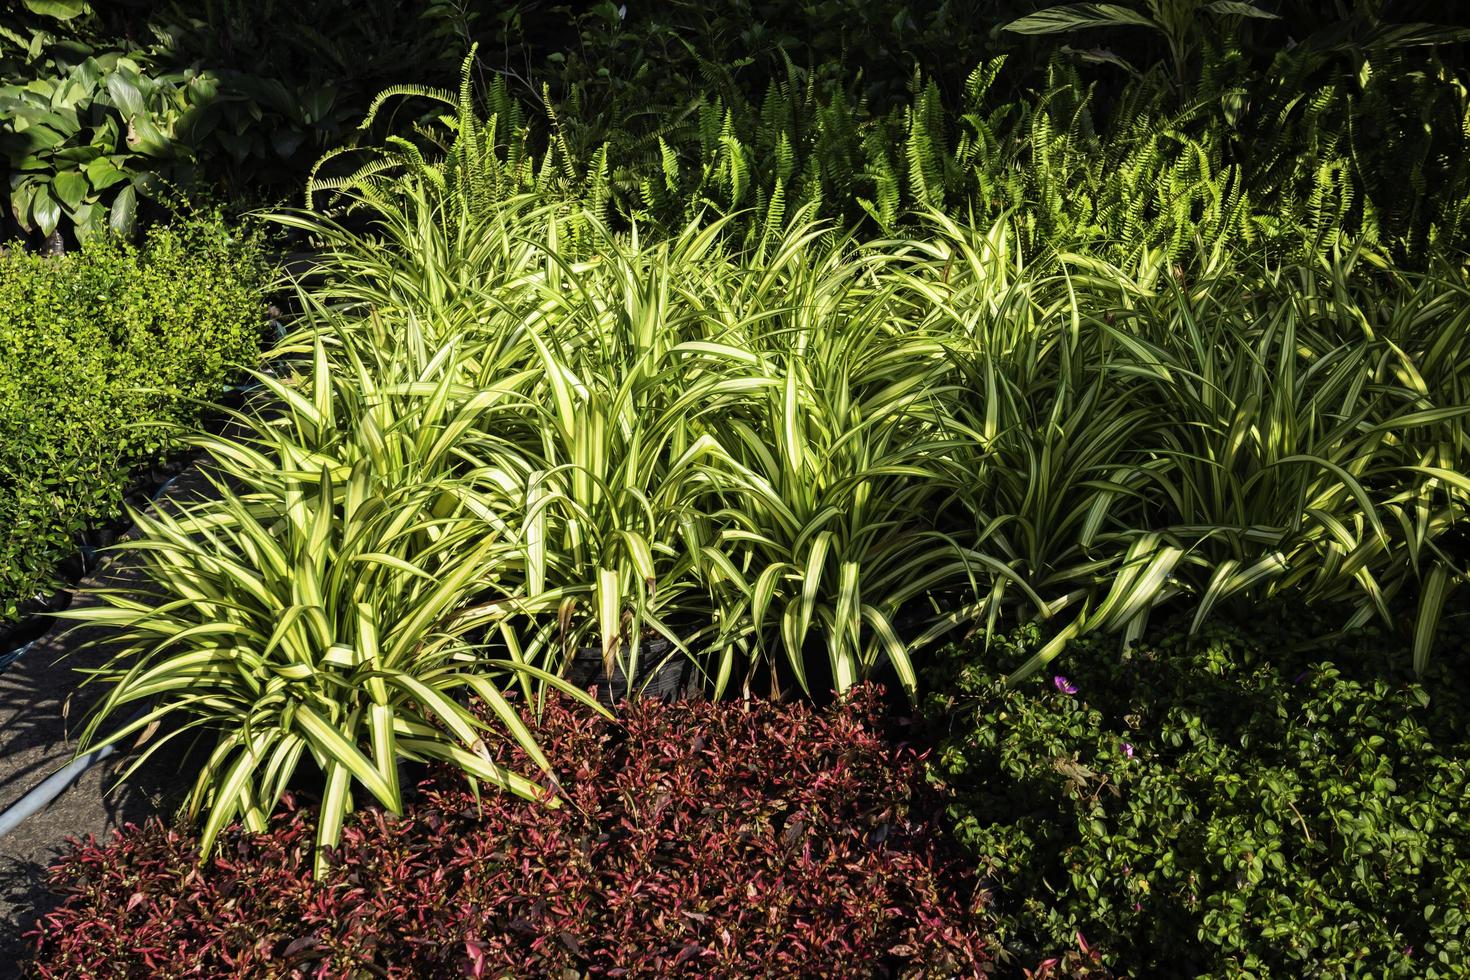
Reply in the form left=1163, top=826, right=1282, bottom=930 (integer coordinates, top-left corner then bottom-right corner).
left=107, top=182, right=136, bottom=236
left=51, top=169, right=88, bottom=211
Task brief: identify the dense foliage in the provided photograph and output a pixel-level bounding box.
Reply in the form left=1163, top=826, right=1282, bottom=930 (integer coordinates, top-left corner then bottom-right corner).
left=57, top=191, right=1469, bottom=873
left=30, top=689, right=993, bottom=978
left=314, top=14, right=1470, bottom=266
left=6, top=0, right=1469, bottom=260
left=0, top=218, right=264, bottom=621
left=926, top=616, right=1470, bottom=977
left=282, top=195, right=1470, bottom=686
left=54, top=324, right=613, bottom=873
left=8, top=3, right=1469, bottom=975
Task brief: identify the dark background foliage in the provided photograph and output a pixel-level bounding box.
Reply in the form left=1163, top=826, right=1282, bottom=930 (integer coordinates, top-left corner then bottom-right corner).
left=5, top=0, right=1467, bottom=252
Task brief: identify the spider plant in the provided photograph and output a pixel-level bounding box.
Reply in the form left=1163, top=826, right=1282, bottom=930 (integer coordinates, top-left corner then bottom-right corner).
left=693, top=226, right=971, bottom=700
left=1124, top=271, right=1399, bottom=624
left=931, top=340, right=1166, bottom=669
left=468, top=380, right=722, bottom=695
left=60, top=326, right=607, bottom=875
left=271, top=190, right=589, bottom=343
left=905, top=228, right=1170, bottom=675
left=1115, top=259, right=1470, bottom=658
left=457, top=216, right=760, bottom=696
left=1308, top=257, right=1470, bottom=670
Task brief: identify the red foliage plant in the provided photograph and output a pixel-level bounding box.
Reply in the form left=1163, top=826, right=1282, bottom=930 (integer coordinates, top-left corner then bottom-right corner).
left=28, top=686, right=994, bottom=978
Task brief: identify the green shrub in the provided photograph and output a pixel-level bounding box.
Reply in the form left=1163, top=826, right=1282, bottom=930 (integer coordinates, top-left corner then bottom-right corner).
left=0, top=217, right=265, bottom=620
left=925, top=615, right=1470, bottom=977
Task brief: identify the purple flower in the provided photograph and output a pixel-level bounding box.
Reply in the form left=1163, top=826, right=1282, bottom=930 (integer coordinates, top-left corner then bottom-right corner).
left=1293, top=670, right=1310, bottom=684
left=1052, top=675, right=1078, bottom=695
left=1122, top=742, right=1135, bottom=759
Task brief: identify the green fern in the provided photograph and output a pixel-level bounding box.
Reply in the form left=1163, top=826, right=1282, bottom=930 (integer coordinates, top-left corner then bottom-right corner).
left=308, top=41, right=1469, bottom=267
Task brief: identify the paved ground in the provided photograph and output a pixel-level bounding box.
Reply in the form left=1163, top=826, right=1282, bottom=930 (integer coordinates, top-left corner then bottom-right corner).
left=0, top=469, right=213, bottom=971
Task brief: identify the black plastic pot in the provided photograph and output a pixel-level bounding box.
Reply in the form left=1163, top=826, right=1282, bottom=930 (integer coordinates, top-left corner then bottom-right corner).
left=564, top=635, right=700, bottom=708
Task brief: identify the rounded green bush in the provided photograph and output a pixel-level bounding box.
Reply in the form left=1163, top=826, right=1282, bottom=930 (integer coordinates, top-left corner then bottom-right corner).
left=0, top=219, right=266, bottom=621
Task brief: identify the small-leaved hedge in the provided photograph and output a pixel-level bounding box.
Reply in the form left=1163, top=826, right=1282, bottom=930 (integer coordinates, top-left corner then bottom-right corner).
left=0, top=218, right=265, bottom=621
left=925, top=614, right=1470, bottom=977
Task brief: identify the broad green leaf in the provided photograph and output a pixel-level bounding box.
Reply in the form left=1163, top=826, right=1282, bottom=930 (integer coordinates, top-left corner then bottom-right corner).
left=1205, top=1, right=1280, bottom=18
left=108, top=183, right=136, bottom=237
left=51, top=169, right=88, bottom=211
left=31, top=190, right=61, bottom=236
left=104, top=71, right=145, bottom=119
left=24, top=0, right=88, bottom=19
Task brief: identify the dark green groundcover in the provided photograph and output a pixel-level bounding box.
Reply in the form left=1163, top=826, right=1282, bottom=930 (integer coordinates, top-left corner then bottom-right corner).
left=924, top=613, right=1470, bottom=977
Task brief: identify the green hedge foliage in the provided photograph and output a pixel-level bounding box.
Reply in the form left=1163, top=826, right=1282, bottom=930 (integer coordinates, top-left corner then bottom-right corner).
left=925, top=615, right=1470, bottom=977
left=0, top=218, right=265, bottom=620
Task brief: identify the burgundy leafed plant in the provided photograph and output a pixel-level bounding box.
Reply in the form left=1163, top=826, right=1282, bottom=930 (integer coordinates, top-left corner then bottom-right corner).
left=29, top=687, right=993, bottom=978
